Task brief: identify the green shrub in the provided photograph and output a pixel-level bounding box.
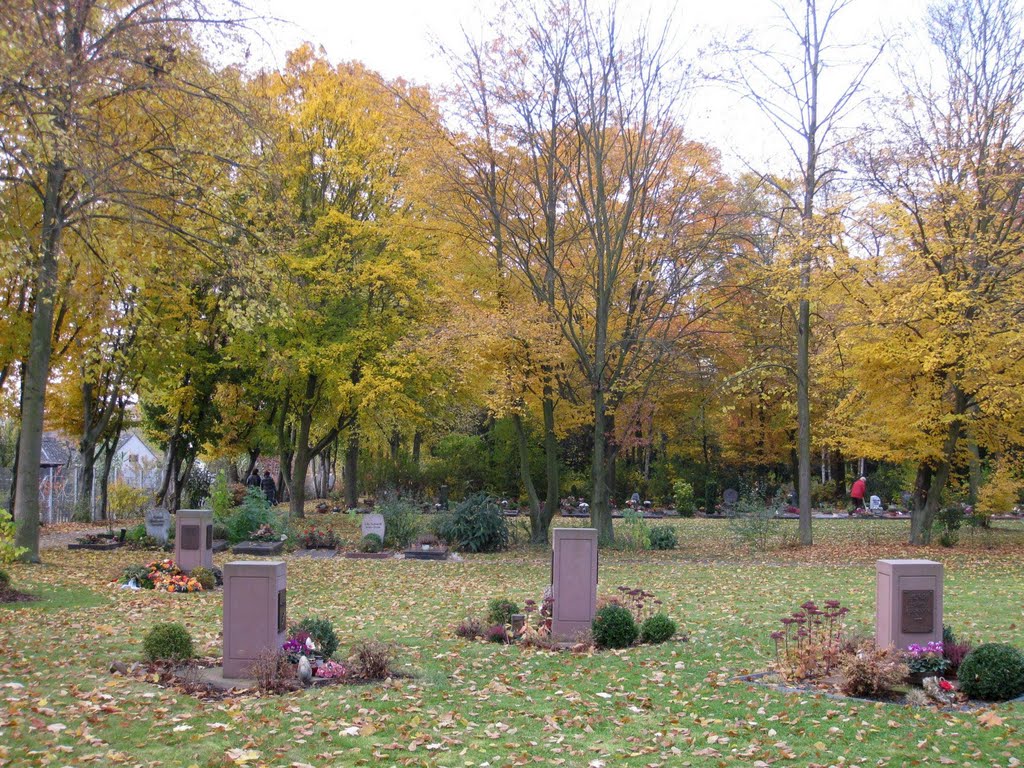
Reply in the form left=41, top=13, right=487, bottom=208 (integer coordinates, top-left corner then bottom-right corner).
left=293, top=616, right=339, bottom=659
left=486, top=598, right=520, bottom=626
left=617, top=509, right=650, bottom=550
left=212, top=523, right=230, bottom=541
left=727, top=495, right=777, bottom=552
left=359, top=534, right=383, bottom=553
left=592, top=604, right=639, bottom=649
left=221, top=488, right=279, bottom=543
left=142, top=622, right=194, bottom=662
left=379, top=498, right=421, bottom=549
left=435, top=492, right=509, bottom=553
left=640, top=613, right=676, bottom=644
left=189, top=567, right=216, bottom=591
left=672, top=479, right=696, bottom=516
left=958, top=643, right=1024, bottom=701
left=0, top=509, right=27, bottom=566
left=107, top=482, right=150, bottom=518
left=648, top=525, right=677, bottom=550
left=210, top=470, right=232, bottom=520
left=125, top=523, right=147, bottom=542
left=0, top=568, right=9, bottom=590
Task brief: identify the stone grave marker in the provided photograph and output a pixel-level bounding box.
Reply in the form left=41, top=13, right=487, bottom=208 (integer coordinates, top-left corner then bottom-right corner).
left=361, top=513, right=386, bottom=542
left=175, top=508, right=213, bottom=572
left=876, top=559, right=943, bottom=650
left=550, top=527, right=598, bottom=643
left=723, top=488, right=739, bottom=505
left=145, top=506, right=170, bottom=545
left=869, top=495, right=883, bottom=512
left=222, top=560, right=287, bottom=678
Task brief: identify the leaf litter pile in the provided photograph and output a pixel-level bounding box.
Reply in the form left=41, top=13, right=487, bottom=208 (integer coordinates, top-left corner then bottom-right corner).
left=1, top=517, right=1022, bottom=767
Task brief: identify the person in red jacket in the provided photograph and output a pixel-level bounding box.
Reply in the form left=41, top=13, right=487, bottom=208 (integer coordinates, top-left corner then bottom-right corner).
left=850, top=476, right=867, bottom=512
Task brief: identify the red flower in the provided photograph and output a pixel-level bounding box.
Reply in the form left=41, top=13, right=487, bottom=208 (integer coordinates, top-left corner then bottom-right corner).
left=939, top=679, right=954, bottom=691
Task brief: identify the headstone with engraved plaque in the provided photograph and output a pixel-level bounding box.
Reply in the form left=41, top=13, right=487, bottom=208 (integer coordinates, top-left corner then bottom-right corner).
left=361, top=513, right=386, bottom=543
left=875, top=559, right=943, bottom=650
left=145, top=507, right=170, bottom=545
left=222, top=560, right=287, bottom=678
left=175, top=509, right=214, bottom=572
left=550, top=528, right=599, bottom=643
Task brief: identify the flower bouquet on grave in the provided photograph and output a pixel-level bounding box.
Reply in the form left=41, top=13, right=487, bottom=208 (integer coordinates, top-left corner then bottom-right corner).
left=281, top=631, right=325, bottom=668
left=249, top=524, right=279, bottom=542
left=146, top=559, right=204, bottom=592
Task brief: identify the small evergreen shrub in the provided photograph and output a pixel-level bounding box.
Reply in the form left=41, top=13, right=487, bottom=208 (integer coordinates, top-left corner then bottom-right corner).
left=958, top=643, right=1024, bottom=701
left=0, top=568, right=9, bottom=590
left=435, top=492, right=509, bottom=553
left=592, top=604, right=639, bottom=649
left=486, top=598, right=520, bottom=626
left=379, top=498, right=421, bottom=549
left=293, top=616, right=339, bottom=659
left=648, top=525, right=678, bottom=550
left=640, top=613, right=676, bottom=644
left=221, top=488, right=279, bottom=543
left=189, top=567, right=216, bottom=591
left=672, top=479, right=696, bottom=516
left=359, top=534, right=383, bottom=553
left=142, top=622, right=194, bottom=662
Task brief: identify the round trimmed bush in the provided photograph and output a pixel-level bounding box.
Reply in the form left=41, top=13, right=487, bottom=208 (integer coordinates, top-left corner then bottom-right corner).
left=592, top=604, right=639, bottom=649
left=143, top=622, right=194, bottom=662
left=294, top=616, right=339, bottom=659
left=486, top=598, right=520, bottom=626
left=640, top=613, right=676, bottom=644
left=957, top=643, right=1024, bottom=701
left=190, top=567, right=216, bottom=591
left=359, top=534, right=383, bottom=553
left=648, top=526, right=677, bottom=550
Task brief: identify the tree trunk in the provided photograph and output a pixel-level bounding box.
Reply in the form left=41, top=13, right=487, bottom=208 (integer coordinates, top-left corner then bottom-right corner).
left=77, top=447, right=97, bottom=522
left=290, top=406, right=312, bottom=518
left=967, top=438, right=982, bottom=507
left=911, top=395, right=964, bottom=544
left=590, top=388, right=614, bottom=544
left=797, top=297, right=813, bottom=544
left=513, top=413, right=545, bottom=543
left=389, top=430, right=400, bottom=462
left=345, top=431, right=359, bottom=508
left=412, top=431, right=422, bottom=465
left=542, top=385, right=559, bottom=529
left=831, top=448, right=846, bottom=501
left=98, top=441, right=116, bottom=521
left=14, top=163, right=66, bottom=563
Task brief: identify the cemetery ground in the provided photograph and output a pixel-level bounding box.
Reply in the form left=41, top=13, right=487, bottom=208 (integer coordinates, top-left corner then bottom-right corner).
left=2, top=517, right=1023, bottom=768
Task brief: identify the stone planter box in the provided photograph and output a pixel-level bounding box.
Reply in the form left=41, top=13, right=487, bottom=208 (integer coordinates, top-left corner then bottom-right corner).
left=343, top=551, right=392, bottom=560
left=231, top=540, right=284, bottom=556
left=68, top=540, right=122, bottom=551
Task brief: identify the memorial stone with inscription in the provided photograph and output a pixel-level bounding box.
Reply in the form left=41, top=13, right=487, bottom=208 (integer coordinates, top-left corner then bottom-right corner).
left=361, top=513, right=386, bottom=542
left=145, top=507, right=170, bottom=545
left=550, top=528, right=598, bottom=643
left=875, top=559, right=943, bottom=650
left=222, top=560, right=287, bottom=678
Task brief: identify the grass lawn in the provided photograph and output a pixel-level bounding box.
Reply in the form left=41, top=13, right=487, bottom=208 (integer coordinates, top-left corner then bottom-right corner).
left=1, top=516, right=1022, bottom=767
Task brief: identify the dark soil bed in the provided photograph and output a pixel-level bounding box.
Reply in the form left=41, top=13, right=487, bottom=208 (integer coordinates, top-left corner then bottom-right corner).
left=0, top=587, right=39, bottom=604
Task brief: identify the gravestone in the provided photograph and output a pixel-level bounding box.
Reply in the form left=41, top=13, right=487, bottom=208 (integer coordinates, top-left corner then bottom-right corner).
left=876, top=559, right=943, bottom=650
left=869, top=495, right=883, bottom=512
left=222, top=561, right=287, bottom=679
left=550, top=528, right=598, bottom=643
left=723, top=488, right=739, bottom=505
left=175, top=509, right=213, bottom=572
left=145, top=507, right=170, bottom=545
left=361, top=513, right=386, bottom=542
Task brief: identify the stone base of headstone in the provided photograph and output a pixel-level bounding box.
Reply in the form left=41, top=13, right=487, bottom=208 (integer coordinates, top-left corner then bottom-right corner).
left=344, top=551, right=393, bottom=559
left=403, top=548, right=449, bottom=561
left=231, top=540, right=284, bottom=556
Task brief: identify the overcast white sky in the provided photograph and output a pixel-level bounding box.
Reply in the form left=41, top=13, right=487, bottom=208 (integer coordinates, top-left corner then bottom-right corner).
left=252, top=0, right=932, bottom=169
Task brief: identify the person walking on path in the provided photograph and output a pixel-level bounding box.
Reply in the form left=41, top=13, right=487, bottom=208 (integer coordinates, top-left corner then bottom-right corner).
left=850, top=476, right=867, bottom=512
left=245, top=468, right=261, bottom=489
left=261, top=470, right=277, bottom=505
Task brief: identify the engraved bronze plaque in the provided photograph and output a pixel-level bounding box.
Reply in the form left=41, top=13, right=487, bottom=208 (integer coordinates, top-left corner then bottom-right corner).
left=206, top=524, right=213, bottom=549
left=181, top=524, right=200, bottom=551
left=277, top=589, right=287, bottom=633
left=901, top=589, right=934, bottom=634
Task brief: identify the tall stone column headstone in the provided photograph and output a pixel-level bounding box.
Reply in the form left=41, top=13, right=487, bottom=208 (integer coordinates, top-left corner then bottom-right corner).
left=551, top=527, right=598, bottom=643
left=175, top=509, right=214, bottom=572
left=222, top=560, right=287, bottom=678
left=876, top=559, right=943, bottom=650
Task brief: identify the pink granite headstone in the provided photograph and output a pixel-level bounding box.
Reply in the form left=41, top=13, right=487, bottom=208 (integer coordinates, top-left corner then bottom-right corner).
left=174, top=508, right=213, bottom=572
left=551, top=527, right=598, bottom=643
left=876, top=559, right=943, bottom=650
left=222, top=560, right=287, bottom=678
